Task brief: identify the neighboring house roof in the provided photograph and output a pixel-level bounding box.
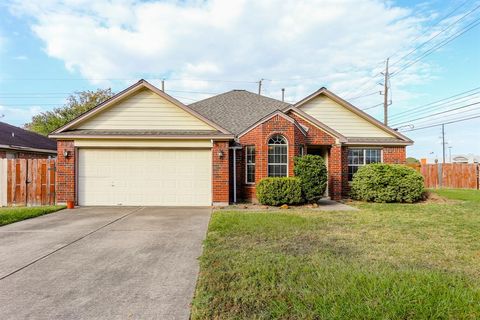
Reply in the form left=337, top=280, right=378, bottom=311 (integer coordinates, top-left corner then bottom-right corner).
left=0, top=122, right=57, bottom=153
left=189, top=90, right=290, bottom=135
left=452, top=154, right=480, bottom=163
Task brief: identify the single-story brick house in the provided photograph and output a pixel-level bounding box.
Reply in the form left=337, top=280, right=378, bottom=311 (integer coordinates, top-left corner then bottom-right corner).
left=0, top=121, right=57, bottom=159
left=49, top=79, right=412, bottom=206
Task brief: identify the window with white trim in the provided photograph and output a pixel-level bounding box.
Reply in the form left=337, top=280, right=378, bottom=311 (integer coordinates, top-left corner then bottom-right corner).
left=245, top=146, right=256, bottom=184
left=347, top=148, right=382, bottom=181
left=299, top=145, right=305, bottom=156
left=268, top=134, right=288, bottom=177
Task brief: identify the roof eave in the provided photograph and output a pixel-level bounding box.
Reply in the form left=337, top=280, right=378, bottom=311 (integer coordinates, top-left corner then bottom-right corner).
left=48, top=133, right=235, bottom=140
left=0, top=144, right=57, bottom=154
left=344, top=141, right=413, bottom=146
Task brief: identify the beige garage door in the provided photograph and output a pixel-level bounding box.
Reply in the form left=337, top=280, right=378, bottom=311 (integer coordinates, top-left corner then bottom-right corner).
left=78, top=149, right=212, bottom=206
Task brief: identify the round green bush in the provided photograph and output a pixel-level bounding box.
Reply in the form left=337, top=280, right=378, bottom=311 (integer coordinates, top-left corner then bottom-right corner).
left=256, top=177, right=303, bottom=206
left=293, top=155, right=328, bottom=203
left=351, top=163, right=425, bottom=203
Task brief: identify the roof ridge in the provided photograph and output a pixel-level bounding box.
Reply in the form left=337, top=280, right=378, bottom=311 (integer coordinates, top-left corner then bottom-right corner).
left=189, top=89, right=291, bottom=107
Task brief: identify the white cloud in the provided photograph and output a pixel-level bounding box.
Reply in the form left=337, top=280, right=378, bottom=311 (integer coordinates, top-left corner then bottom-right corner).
left=13, top=55, right=28, bottom=60
left=0, top=105, right=44, bottom=126
left=8, top=0, right=439, bottom=105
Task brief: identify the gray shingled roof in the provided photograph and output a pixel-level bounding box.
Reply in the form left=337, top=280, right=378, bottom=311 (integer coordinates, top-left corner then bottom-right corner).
left=0, top=122, right=57, bottom=151
left=189, top=90, right=290, bottom=135
left=346, top=137, right=406, bottom=144
left=52, top=129, right=230, bottom=137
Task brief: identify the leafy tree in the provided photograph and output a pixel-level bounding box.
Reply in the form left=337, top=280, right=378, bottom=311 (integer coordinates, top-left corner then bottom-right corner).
left=25, top=88, right=115, bottom=135
left=406, top=157, right=420, bottom=164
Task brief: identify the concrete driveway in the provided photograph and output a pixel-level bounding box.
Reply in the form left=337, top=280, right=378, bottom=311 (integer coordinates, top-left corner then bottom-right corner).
left=0, top=206, right=211, bottom=319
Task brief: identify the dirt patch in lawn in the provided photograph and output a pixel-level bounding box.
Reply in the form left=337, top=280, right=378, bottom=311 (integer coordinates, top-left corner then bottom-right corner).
left=421, top=191, right=460, bottom=204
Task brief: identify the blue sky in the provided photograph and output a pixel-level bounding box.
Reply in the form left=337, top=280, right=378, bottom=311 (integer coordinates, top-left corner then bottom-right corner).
left=0, top=0, right=479, bottom=161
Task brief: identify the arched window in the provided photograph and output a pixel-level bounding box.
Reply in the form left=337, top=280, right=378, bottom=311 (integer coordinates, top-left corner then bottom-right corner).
left=268, top=134, right=288, bottom=177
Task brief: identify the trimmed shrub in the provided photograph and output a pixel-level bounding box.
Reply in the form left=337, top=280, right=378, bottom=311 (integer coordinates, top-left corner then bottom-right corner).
left=256, top=177, right=303, bottom=206
left=351, top=163, right=425, bottom=203
left=294, top=155, right=328, bottom=203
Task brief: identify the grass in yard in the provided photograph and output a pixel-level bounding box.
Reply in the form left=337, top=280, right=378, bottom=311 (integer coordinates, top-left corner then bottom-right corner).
left=192, top=189, right=480, bottom=319
left=0, top=205, right=66, bottom=226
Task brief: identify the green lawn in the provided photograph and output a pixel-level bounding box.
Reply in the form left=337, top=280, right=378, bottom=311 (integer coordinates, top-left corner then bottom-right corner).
left=0, top=205, right=66, bottom=226
left=192, top=189, right=480, bottom=319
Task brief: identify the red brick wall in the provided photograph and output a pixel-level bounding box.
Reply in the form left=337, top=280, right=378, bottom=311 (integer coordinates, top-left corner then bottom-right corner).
left=56, top=140, right=75, bottom=204
left=289, top=112, right=337, bottom=145
left=237, top=114, right=306, bottom=202
left=212, top=141, right=230, bottom=204
left=383, top=146, right=406, bottom=164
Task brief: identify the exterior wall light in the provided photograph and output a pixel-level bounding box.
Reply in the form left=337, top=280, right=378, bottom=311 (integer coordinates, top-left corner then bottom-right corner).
left=217, top=150, right=224, bottom=159
left=63, top=150, right=71, bottom=158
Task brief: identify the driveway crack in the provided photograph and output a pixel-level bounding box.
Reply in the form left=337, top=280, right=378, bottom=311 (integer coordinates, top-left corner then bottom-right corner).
left=0, top=207, right=144, bottom=281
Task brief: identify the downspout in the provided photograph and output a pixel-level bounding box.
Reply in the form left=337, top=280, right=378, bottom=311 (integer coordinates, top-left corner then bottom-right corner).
left=233, top=148, right=237, bottom=203
left=229, top=144, right=243, bottom=203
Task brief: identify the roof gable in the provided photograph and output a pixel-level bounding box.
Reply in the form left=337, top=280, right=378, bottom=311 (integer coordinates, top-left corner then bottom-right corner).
left=238, top=110, right=307, bottom=138
left=53, top=80, right=231, bottom=135
left=293, top=88, right=412, bottom=142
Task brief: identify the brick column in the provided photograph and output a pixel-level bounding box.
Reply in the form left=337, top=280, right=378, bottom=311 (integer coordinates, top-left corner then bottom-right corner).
left=56, top=140, right=75, bottom=204
left=328, top=145, right=343, bottom=200
left=212, top=141, right=230, bottom=205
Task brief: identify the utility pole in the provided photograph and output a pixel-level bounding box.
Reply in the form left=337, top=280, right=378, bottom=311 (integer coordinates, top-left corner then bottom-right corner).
left=281, top=88, right=285, bottom=102
left=442, top=124, right=446, bottom=164
left=258, top=79, right=263, bottom=95
left=383, top=58, right=389, bottom=126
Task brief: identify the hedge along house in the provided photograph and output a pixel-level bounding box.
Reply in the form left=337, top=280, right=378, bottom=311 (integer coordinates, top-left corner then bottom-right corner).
left=50, top=79, right=412, bottom=206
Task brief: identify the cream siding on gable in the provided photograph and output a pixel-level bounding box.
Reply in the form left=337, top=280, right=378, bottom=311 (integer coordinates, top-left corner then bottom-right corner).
left=74, top=89, right=215, bottom=130
left=300, top=95, right=394, bottom=138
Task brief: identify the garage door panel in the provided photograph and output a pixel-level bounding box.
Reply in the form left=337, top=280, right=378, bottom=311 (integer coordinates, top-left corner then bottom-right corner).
left=78, top=149, right=212, bottom=206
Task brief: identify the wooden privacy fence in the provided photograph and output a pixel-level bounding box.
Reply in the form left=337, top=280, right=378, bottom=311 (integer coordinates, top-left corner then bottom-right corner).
left=0, top=159, right=56, bottom=207
left=408, top=163, right=480, bottom=189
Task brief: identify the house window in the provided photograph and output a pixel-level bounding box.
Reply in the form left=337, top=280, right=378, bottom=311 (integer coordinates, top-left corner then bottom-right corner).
left=268, top=134, right=288, bottom=177
left=299, top=145, right=305, bottom=156
left=245, top=146, right=256, bottom=184
left=348, top=148, right=382, bottom=181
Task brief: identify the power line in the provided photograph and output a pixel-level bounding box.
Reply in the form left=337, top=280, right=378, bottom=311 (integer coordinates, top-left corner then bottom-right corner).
left=0, top=89, right=222, bottom=97
left=388, top=0, right=471, bottom=62
left=389, top=86, right=480, bottom=120
left=1, top=77, right=258, bottom=84
left=391, top=92, right=480, bottom=123
left=391, top=15, right=480, bottom=78
left=361, top=103, right=384, bottom=110
left=391, top=101, right=480, bottom=126
left=390, top=2, right=480, bottom=68
left=400, top=112, right=480, bottom=132
left=347, top=91, right=380, bottom=101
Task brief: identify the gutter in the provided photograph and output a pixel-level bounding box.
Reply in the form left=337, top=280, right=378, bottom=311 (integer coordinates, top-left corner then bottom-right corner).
left=0, top=144, right=57, bottom=154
